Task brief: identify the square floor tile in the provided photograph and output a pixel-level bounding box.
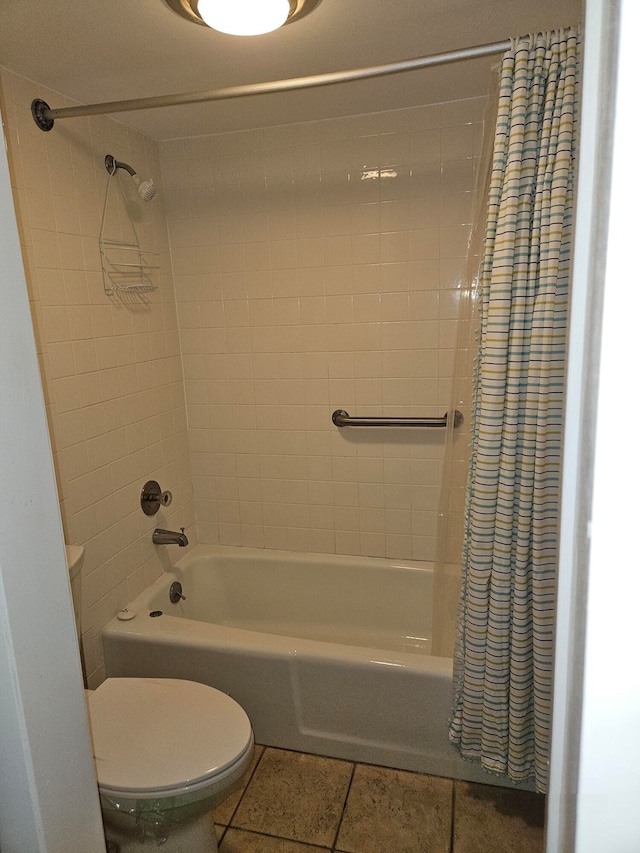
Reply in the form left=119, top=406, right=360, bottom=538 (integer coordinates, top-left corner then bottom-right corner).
left=335, top=763, right=454, bottom=853
left=453, top=781, right=545, bottom=853
left=231, top=748, right=353, bottom=847
left=215, top=745, right=265, bottom=826
left=219, top=828, right=328, bottom=852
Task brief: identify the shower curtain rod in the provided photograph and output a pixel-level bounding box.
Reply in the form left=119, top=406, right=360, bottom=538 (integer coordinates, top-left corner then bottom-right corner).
left=31, top=39, right=510, bottom=131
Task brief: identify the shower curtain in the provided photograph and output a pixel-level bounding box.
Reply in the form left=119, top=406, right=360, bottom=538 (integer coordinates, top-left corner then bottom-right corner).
left=449, top=28, right=579, bottom=793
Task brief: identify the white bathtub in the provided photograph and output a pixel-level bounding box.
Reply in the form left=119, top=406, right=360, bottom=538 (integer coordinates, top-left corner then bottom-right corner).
left=102, top=545, right=518, bottom=787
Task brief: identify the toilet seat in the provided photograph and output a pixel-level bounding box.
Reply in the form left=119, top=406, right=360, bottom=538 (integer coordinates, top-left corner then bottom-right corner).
left=87, top=678, right=253, bottom=799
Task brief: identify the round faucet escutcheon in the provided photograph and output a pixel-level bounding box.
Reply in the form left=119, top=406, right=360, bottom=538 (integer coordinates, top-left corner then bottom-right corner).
left=169, top=581, right=186, bottom=604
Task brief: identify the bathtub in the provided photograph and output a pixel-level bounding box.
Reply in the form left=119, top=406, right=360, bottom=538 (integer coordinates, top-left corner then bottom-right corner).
left=102, top=545, right=517, bottom=787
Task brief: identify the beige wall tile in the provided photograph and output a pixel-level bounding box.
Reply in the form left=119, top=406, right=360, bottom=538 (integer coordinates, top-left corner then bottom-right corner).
left=1, top=68, right=194, bottom=687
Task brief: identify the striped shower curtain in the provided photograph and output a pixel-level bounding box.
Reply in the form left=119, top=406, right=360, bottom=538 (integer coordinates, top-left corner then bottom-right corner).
left=449, top=29, right=579, bottom=793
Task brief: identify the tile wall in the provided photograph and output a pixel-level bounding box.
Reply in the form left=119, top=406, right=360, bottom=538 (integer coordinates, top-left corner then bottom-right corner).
left=1, top=63, right=484, bottom=684
left=160, top=97, right=485, bottom=562
left=0, top=69, right=194, bottom=687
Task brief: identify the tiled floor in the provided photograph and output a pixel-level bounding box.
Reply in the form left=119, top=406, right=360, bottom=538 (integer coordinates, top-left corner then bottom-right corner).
left=213, top=746, right=545, bottom=852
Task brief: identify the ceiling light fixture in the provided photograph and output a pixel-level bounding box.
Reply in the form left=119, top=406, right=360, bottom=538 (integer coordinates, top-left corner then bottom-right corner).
left=164, top=0, right=322, bottom=36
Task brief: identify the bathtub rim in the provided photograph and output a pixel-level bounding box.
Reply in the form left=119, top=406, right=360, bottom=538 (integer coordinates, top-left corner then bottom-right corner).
left=170, top=542, right=433, bottom=575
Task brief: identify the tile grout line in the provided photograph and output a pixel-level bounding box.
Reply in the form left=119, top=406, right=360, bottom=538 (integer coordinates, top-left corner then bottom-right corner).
left=330, top=759, right=357, bottom=852
left=218, top=743, right=267, bottom=845
left=222, top=824, right=327, bottom=849
left=449, top=779, right=457, bottom=853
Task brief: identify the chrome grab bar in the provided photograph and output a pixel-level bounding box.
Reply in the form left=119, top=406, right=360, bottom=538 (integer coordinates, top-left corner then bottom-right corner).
left=332, top=410, right=463, bottom=428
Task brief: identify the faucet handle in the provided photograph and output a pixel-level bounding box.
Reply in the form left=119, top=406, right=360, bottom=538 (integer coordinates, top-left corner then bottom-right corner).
left=169, top=581, right=186, bottom=604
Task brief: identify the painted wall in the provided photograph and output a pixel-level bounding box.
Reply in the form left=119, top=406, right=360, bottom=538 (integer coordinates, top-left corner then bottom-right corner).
left=0, top=69, right=194, bottom=687
left=0, top=96, right=106, bottom=851
left=160, top=97, right=485, bottom=562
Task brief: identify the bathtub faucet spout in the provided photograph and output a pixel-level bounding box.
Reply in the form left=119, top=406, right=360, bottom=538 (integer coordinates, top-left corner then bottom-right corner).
left=152, top=528, right=189, bottom=547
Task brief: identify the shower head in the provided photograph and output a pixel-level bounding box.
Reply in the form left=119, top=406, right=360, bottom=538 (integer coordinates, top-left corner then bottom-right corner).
left=132, top=174, right=157, bottom=202
left=105, top=154, right=157, bottom=202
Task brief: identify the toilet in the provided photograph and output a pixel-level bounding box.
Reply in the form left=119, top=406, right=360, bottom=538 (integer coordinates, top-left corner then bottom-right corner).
left=87, top=677, right=253, bottom=850
left=66, top=546, right=254, bottom=852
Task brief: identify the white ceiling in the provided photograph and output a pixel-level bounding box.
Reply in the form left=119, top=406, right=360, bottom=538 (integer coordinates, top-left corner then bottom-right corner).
left=0, top=0, right=583, bottom=141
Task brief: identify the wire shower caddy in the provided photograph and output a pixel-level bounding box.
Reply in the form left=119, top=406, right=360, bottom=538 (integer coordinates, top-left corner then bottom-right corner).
left=99, top=166, right=159, bottom=296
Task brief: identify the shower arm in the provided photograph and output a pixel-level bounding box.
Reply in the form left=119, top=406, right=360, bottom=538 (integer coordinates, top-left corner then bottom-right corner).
left=105, top=155, right=136, bottom=177
left=30, top=39, right=510, bottom=130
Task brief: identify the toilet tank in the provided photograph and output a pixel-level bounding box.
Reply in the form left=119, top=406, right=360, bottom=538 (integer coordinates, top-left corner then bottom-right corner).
left=65, top=544, right=84, bottom=639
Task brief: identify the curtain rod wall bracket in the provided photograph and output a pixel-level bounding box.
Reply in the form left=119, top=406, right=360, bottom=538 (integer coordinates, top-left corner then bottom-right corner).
left=31, top=99, right=54, bottom=132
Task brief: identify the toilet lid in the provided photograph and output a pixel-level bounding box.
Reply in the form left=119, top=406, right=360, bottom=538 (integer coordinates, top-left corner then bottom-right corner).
left=87, top=678, right=253, bottom=796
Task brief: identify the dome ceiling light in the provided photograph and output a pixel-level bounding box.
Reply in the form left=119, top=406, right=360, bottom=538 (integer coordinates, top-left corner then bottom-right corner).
left=164, top=0, right=322, bottom=36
